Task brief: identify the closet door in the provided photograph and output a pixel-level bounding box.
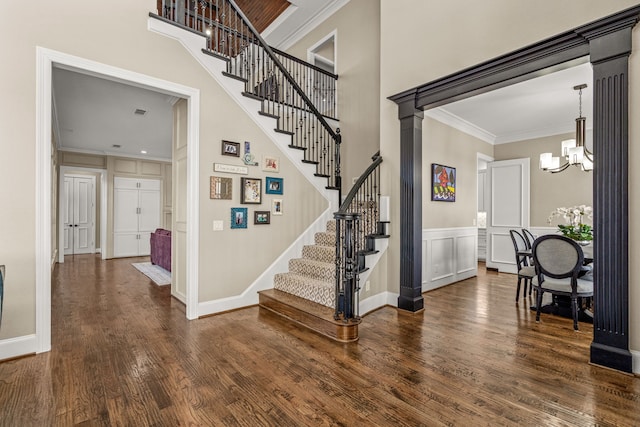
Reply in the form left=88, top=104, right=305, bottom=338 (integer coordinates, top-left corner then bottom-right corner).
left=63, top=175, right=96, bottom=255
left=138, top=179, right=161, bottom=256
left=113, top=177, right=161, bottom=257
left=113, top=180, right=140, bottom=257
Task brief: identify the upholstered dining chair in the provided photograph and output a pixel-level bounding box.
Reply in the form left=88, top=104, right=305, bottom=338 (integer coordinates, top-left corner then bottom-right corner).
left=522, top=228, right=536, bottom=249
left=531, top=235, right=594, bottom=330
left=509, top=230, right=535, bottom=301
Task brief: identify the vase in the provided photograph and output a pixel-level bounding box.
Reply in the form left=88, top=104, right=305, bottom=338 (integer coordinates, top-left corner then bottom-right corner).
left=574, top=240, right=591, bottom=246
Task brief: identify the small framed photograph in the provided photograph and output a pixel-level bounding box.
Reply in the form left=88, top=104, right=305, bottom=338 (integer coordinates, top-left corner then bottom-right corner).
left=265, top=177, right=283, bottom=195
left=210, top=176, right=232, bottom=200
left=272, top=198, right=283, bottom=215
left=231, top=207, right=248, bottom=229
left=254, top=211, right=270, bottom=225
left=263, top=155, right=280, bottom=172
left=222, top=140, right=240, bottom=157
left=241, top=177, right=262, bottom=204
left=431, top=163, right=456, bottom=202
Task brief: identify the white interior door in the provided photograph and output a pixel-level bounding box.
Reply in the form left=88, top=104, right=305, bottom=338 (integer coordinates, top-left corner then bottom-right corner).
left=63, top=175, right=95, bottom=255
left=486, top=158, right=530, bottom=273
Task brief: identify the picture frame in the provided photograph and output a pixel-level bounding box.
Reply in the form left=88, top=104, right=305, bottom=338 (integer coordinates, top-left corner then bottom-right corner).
left=263, top=155, right=280, bottom=172
left=431, top=163, right=456, bottom=202
left=265, top=177, right=283, bottom=195
left=240, top=177, right=262, bottom=204
left=210, top=176, right=232, bottom=200
left=221, top=140, right=240, bottom=157
left=230, top=207, right=248, bottom=229
left=272, top=198, right=283, bottom=215
left=254, top=211, right=271, bottom=225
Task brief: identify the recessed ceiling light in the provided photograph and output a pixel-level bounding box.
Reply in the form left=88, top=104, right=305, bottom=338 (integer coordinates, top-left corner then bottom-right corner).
left=112, top=144, right=121, bottom=148
left=134, top=108, right=147, bottom=115
left=141, top=150, right=147, bottom=154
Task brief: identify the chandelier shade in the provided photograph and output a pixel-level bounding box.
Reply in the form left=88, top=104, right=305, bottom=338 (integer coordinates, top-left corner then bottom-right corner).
left=539, top=84, right=593, bottom=173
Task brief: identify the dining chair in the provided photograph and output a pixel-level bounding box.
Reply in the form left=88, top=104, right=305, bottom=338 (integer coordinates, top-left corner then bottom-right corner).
left=509, top=230, right=535, bottom=301
left=522, top=228, right=536, bottom=249
left=531, top=234, right=594, bottom=330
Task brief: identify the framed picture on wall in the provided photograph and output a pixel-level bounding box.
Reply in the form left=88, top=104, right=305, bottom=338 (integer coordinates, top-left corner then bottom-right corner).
left=254, top=211, right=270, bottom=225
left=272, top=199, right=283, bottom=215
left=221, top=140, right=240, bottom=157
left=210, top=176, right=232, bottom=200
left=241, top=177, right=262, bottom=204
left=265, top=177, right=283, bottom=195
left=431, top=163, right=456, bottom=202
left=231, top=207, right=248, bottom=229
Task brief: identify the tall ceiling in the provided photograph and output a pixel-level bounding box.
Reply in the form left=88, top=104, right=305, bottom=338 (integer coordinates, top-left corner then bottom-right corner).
left=53, top=1, right=594, bottom=162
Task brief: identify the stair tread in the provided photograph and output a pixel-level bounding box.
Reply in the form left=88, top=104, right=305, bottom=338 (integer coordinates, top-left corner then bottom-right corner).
left=275, top=129, right=294, bottom=136
left=259, top=110, right=280, bottom=119
left=222, top=71, right=247, bottom=82
left=275, top=272, right=332, bottom=287
left=202, top=49, right=230, bottom=62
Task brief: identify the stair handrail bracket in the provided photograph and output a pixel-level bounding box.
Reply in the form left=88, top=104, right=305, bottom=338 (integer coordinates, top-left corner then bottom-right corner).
left=154, top=0, right=341, bottom=195
left=333, top=153, right=383, bottom=323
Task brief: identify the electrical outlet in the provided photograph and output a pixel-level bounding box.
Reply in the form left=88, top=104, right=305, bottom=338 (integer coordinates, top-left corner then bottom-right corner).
left=365, top=281, right=370, bottom=291
left=213, top=220, right=223, bottom=231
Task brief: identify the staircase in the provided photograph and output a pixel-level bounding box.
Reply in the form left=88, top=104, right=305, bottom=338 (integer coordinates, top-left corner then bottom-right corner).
left=149, top=0, right=389, bottom=342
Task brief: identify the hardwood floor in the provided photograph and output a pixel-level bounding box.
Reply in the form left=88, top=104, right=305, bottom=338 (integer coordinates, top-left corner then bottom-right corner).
left=0, top=255, right=638, bottom=426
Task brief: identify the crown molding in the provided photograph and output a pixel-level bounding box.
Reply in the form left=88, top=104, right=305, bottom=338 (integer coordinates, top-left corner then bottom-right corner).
left=274, top=0, right=350, bottom=50
left=426, top=108, right=496, bottom=144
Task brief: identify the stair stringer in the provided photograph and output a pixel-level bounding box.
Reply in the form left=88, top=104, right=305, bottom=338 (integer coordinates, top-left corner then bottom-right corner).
left=199, top=207, right=336, bottom=316
left=357, top=237, right=396, bottom=316
left=147, top=17, right=338, bottom=203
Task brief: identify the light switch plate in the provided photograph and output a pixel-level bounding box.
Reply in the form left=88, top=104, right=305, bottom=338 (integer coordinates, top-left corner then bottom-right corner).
left=213, top=220, right=223, bottom=231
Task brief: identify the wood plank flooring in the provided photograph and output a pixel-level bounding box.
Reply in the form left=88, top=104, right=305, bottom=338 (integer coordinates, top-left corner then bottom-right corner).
left=0, top=255, right=638, bottom=426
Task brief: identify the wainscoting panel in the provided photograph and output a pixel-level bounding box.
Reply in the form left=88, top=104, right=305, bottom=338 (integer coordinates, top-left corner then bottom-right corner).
left=423, top=228, right=478, bottom=292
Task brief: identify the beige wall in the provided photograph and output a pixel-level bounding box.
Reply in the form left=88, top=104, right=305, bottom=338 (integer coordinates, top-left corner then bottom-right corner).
left=0, top=0, right=326, bottom=340
left=286, top=0, right=381, bottom=184
left=494, top=133, right=593, bottom=227
left=422, top=117, right=494, bottom=228
left=380, top=0, right=640, bottom=358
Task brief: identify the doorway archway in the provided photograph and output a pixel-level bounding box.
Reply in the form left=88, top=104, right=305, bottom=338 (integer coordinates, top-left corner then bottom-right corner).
left=390, top=6, right=640, bottom=373
left=35, top=47, right=201, bottom=353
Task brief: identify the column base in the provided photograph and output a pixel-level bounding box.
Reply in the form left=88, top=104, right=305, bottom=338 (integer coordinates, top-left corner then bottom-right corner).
left=397, top=295, right=424, bottom=312
left=590, top=342, right=633, bottom=373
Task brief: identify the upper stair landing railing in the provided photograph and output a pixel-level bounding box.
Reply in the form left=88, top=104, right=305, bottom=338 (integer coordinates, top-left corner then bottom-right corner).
left=155, top=0, right=341, bottom=195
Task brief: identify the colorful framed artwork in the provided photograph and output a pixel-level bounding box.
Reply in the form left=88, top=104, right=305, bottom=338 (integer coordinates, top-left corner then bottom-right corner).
left=210, top=176, right=232, bottom=200
left=231, top=207, right=248, bottom=229
left=272, top=198, right=283, bottom=215
left=265, top=177, right=283, bottom=195
left=254, top=211, right=270, bottom=225
left=263, top=155, right=280, bottom=172
left=241, top=177, right=262, bottom=204
left=221, top=140, right=240, bottom=157
left=431, top=163, right=456, bottom=202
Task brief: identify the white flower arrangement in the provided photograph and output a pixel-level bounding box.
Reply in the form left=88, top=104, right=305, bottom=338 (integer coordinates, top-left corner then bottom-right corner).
left=547, top=205, right=593, bottom=241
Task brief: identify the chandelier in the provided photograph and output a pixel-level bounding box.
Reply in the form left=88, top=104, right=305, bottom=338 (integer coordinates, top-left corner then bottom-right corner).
left=539, top=84, right=593, bottom=173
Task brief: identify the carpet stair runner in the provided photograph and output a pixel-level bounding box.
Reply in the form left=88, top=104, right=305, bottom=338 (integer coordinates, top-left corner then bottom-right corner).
left=259, top=217, right=389, bottom=343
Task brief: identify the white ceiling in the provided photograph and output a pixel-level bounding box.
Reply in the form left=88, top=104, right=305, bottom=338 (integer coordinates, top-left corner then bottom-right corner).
left=430, top=62, right=593, bottom=145
left=52, top=2, right=594, bottom=162
left=53, top=67, right=175, bottom=161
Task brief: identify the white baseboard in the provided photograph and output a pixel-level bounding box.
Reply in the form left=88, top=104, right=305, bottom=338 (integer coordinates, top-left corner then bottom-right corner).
left=360, top=291, right=398, bottom=316
left=632, top=349, right=640, bottom=374
left=0, top=334, right=37, bottom=361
